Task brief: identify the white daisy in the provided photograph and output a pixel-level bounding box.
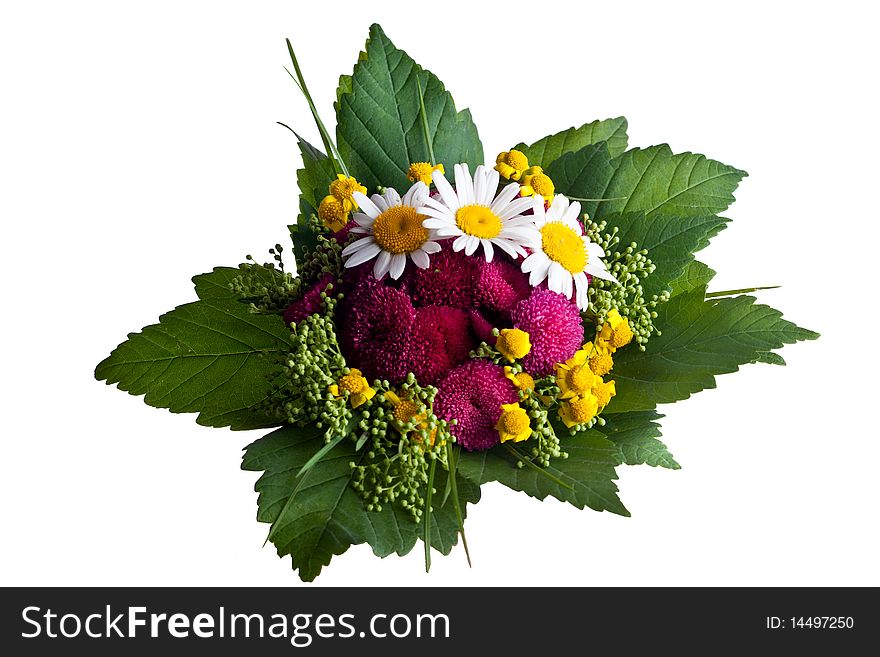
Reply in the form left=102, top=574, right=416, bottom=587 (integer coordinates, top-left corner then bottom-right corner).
left=341, top=182, right=441, bottom=280
left=521, top=194, right=618, bottom=310
left=419, top=163, right=539, bottom=262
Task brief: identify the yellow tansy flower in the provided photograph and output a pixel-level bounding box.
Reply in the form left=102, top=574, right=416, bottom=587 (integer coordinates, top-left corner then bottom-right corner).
left=495, top=149, right=530, bottom=181
left=592, top=378, right=616, bottom=410
left=329, top=174, right=367, bottom=212
left=407, top=161, right=444, bottom=185
left=584, top=340, right=614, bottom=376
left=599, top=309, right=634, bottom=350
left=384, top=390, right=438, bottom=445
left=555, top=347, right=603, bottom=400
left=559, top=394, right=600, bottom=428
left=495, top=402, right=532, bottom=443
left=496, top=328, right=531, bottom=362
left=519, top=166, right=555, bottom=202
left=318, top=195, right=349, bottom=232
left=328, top=368, right=375, bottom=408
left=504, top=366, right=536, bottom=395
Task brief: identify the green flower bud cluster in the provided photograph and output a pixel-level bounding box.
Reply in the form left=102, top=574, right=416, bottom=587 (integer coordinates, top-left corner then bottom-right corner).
left=266, top=293, right=349, bottom=437
left=230, top=248, right=301, bottom=314
left=583, top=219, right=669, bottom=350
left=469, top=333, right=507, bottom=365
left=521, top=377, right=567, bottom=468
left=350, top=375, right=451, bottom=521
left=296, top=227, right=346, bottom=287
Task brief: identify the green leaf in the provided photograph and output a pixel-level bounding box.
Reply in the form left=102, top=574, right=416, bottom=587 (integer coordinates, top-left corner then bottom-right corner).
left=600, top=212, right=728, bottom=297
left=457, top=431, right=629, bottom=516
left=243, top=425, right=479, bottom=581
left=668, top=260, right=717, bottom=297
left=545, top=142, right=615, bottom=219
left=192, top=265, right=279, bottom=303
left=593, top=145, right=748, bottom=220
left=95, top=300, right=290, bottom=430
left=336, top=24, right=483, bottom=191
left=296, top=136, right=336, bottom=212
left=608, top=287, right=820, bottom=412
left=752, top=351, right=786, bottom=366
left=515, top=116, right=629, bottom=166
left=598, top=411, right=680, bottom=469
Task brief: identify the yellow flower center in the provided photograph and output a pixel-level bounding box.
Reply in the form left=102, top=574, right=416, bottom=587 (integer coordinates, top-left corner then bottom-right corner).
left=338, top=371, right=367, bottom=394
left=499, top=406, right=530, bottom=435
left=568, top=365, right=595, bottom=395
left=588, top=350, right=614, bottom=376
left=609, top=323, right=634, bottom=349
left=540, top=222, right=587, bottom=274
left=568, top=395, right=599, bottom=424
left=529, top=173, right=555, bottom=198
left=318, top=195, right=348, bottom=232
left=456, top=204, right=503, bottom=239
left=329, top=176, right=365, bottom=206
left=593, top=381, right=615, bottom=408
left=514, top=371, right=535, bottom=391
left=504, top=150, right=529, bottom=171
left=407, top=161, right=443, bottom=185
left=391, top=398, right=422, bottom=424
left=497, top=328, right=532, bottom=361
left=372, top=206, right=429, bottom=254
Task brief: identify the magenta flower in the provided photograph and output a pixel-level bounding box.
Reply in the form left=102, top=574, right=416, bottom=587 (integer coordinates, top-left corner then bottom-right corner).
left=511, top=288, right=584, bottom=377
left=282, top=273, right=335, bottom=327
left=407, top=305, right=475, bottom=385
left=474, top=257, right=531, bottom=318
left=402, top=244, right=478, bottom=310
left=434, top=360, right=518, bottom=451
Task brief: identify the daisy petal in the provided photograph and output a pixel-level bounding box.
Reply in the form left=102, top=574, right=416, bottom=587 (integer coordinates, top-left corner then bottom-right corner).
left=344, top=241, right=382, bottom=267
left=389, top=253, right=407, bottom=280
left=452, top=234, right=469, bottom=252
left=432, top=170, right=460, bottom=211
left=489, top=182, right=520, bottom=213
left=421, top=241, right=442, bottom=254
left=373, top=250, right=392, bottom=279
left=482, top=238, right=494, bottom=262
left=464, top=234, right=479, bottom=256
left=455, top=163, right=474, bottom=205
left=354, top=192, right=381, bottom=219
left=410, top=248, right=431, bottom=269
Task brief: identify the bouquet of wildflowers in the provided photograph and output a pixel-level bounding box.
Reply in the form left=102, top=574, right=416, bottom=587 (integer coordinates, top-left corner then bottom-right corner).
left=96, top=24, right=817, bottom=581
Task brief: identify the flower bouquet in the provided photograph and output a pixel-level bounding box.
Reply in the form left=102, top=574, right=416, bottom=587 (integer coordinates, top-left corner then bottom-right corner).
left=96, top=24, right=818, bottom=581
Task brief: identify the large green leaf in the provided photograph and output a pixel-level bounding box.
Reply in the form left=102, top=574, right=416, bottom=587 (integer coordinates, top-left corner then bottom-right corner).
left=296, top=136, right=335, bottom=212
left=607, top=286, right=819, bottom=412
left=457, top=431, right=629, bottom=516
left=594, top=145, right=747, bottom=219
left=192, top=265, right=283, bottom=303
left=598, top=411, right=679, bottom=469
left=336, top=24, right=483, bottom=191
left=95, top=300, right=290, bottom=430
left=599, top=212, right=728, bottom=297
left=668, top=260, right=717, bottom=297
left=515, top=116, right=629, bottom=166
left=545, top=142, right=615, bottom=219
left=243, top=425, right=480, bottom=581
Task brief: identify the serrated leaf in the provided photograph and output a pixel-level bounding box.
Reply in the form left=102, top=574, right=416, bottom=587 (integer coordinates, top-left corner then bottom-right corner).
left=668, top=260, right=717, bottom=297
left=545, top=142, right=615, bottom=219
left=593, top=145, right=748, bottom=220
left=515, top=116, right=629, bottom=166
left=457, top=431, right=629, bottom=516
left=598, top=411, right=680, bottom=469
left=336, top=24, right=483, bottom=191
left=600, top=212, right=728, bottom=297
left=752, top=351, right=786, bottom=366
left=192, top=265, right=282, bottom=303
left=95, top=300, right=290, bottom=430
left=608, top=287, right=820, bottom=412
left=296, top=136, right=336, bottom=211
left=243, top=425, right=479, bottom=581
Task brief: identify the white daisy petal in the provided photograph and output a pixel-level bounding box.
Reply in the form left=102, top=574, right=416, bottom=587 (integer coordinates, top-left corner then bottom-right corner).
left=354, top=192, right=382, bottom=219
left=455, top=163, right=474, bottom=205
left=586, top=240, right=606, bottom=259
left=574, top=272, right=589, bottom=310
left=587, top=263, right=619, bottom=283
left=421, top=241, right=442, bottom=254
left=489, top=182, right=521, bottom=213
left=389, top=253, right=407, bottom=280
left=373, top=250, right=392, bottom=279
left=436, top=226, right=464, bottom=238
left=353, top=212, right=374, bottom=227
left=562, top=269, right=574, bottom=299
left=563, top=199, right=581, bottom=224
left=344, top=241, right=382, bottom=267
left=491, top=237, right=519, bottom=259
left=410, top=248, right=431, bottom=269
left=521, top=251, right=547, bottom=273
left=432, top=170, right=460, bottom=211
left=422, top=217, right=451, bottom=229
left=498, top=196, right=535, bottom=220
left=403, top=181, right=428, bottom=206
left=548, top=262, right=567, bottom=294
left=372, top=193, right=389, bottom=213
left=464, top=235, right=480, bottom=256
left=421, top=195, right=451, bottom=213
left=383, top=187, right=401, bottom=208
left=528, top=257, right=552, bottom=286
left=342, top=236, right=376, bottom=256
left=482, top=239, right=494, bottom=262
left=452, top=234, right=469, bottom=252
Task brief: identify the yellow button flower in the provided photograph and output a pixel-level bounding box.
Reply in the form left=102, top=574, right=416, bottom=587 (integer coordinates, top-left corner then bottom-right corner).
left=504, top=366, right=536, bottom=395
left=384, top=390, right=438, bottom=445
left=495, top=150, right=530, bottom=181
left=495, top=402, right=532, bottom=443
left=584, top=340, right=614, bottom=376
left=519, top=166, right=555, bottom=202
left=555, top=346, right=602, bottom=399
left=592, top=378, right=616, bottom=410
left=328, top=368, right=375, bottom=408
left=496, top=328, right=531, bottom=362
left=318, top=195, right=349, bottom=232
left=407, top=161, right=444, bottom=185
left=559, top=394, right=600, bottom=428
left=599, top=309, right=634, bottom=350
left=329, top=174, right=367, bottom=212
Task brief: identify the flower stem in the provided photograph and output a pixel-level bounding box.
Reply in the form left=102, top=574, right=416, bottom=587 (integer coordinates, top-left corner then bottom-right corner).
left=705, top=285, right=780, bottom=298
left=424, top=458, right=437, bottom=573
left=445, top=443, right=472, bottom=568
left=503, top=444, right=574, bottom=491
left=416, top=76, right=436, bottom=165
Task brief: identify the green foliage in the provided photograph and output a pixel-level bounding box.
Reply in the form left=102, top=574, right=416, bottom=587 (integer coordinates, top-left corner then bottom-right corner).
left=95, top=300, right=291, bottom=430
left=545, top=142, right=615, bottom=219
left=668, top=260, right=717, bottom=297
left=336, top=24, right=483, bottom=191
left=608, top=285, right=819, bottom=412
left=599, top=411, right=679, bottom=469
left=457, top=431, right=629, bottom=516
left=243, top=424, right=480, bottom=581
left=515, top=116, right=629, bottom=166
left=292, top=136, right=335, bottom=268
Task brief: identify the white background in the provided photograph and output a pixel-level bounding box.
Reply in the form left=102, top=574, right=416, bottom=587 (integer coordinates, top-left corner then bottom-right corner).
left=2, top=0, right=878, bottom=587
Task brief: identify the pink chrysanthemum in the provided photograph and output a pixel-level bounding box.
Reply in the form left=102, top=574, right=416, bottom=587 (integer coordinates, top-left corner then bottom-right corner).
left=282, top=273, right=334, bottom=327
left=402, top=244, right=478, bottom=310
left=407, top=306, right=475, bottom=385
left=511, top=288, right=584, bottom=377
left=474, top=257, right=531, bottom=317
left=340, top=277, right=415, bottom=383
left=434, top=360, right=518, bottom=451
left=469, top=309, right=497, bottom=345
